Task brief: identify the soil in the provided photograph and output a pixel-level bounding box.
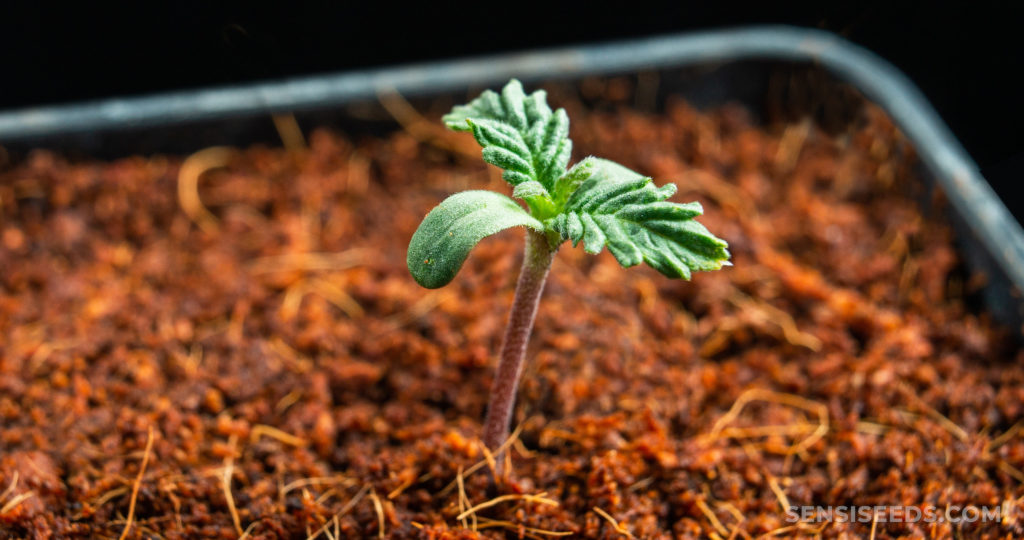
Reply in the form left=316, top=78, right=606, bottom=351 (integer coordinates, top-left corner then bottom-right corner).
left=1, top=81, right=1022, bottom=539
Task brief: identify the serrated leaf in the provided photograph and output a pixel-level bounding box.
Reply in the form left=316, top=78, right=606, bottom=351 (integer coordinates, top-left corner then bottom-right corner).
left=407, top=191, right=543, bottom=289
left=444, top=90, right=503, bottom=131
left=482, top=146, right=532, bottom=176
left=512, top=180, right=556, bottom=219
left=444, top=79, right=571, bottom=200
left=502, top=171, right=533, bottom=186
left=546, top=158, right=730, bottom=279
left=468, top=119, right=530, bottom=158
left=512, top=180, right=551, bottom=200
left=553, top=157, right=596, bottom=206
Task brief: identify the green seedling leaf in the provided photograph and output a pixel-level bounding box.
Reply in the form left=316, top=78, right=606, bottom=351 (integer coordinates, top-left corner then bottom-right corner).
left=512, top=180, right=556, bottom=217
left=442, top=79, right=570, bottom=217
left=407, top=190, right=543, bottom=289
left=552, top=157, right=596, bottom=207
left=546, top=158, right=731, bottom=279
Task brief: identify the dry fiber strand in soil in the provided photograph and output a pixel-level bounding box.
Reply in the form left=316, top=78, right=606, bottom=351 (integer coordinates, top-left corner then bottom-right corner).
left=1, top=80, right=1023, bottom=539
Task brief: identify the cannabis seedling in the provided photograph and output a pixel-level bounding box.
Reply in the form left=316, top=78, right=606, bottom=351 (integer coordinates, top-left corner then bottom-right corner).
left=407, top=79, right=730, bottom=456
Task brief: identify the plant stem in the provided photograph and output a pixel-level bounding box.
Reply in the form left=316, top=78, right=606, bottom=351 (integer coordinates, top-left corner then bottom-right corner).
left=482, top=229, right=555, bottom=458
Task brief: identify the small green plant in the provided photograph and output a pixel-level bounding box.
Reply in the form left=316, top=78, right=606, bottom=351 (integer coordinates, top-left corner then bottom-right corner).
left=407, top=79, right=730, bottom=458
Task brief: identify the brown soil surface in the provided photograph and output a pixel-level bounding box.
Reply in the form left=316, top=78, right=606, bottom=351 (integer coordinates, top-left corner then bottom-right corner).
left=1, top=84, right=1022, bottom=539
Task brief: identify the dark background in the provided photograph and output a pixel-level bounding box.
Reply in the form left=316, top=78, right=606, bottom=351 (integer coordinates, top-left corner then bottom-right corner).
left=1, top=3, right=1020, bottom=215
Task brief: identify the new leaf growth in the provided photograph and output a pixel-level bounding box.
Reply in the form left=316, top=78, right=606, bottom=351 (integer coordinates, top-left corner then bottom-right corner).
left=407, top=79, right=730, bottom=464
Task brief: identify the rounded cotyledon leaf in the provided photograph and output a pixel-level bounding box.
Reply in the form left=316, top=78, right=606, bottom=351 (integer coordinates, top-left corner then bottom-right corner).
left=407, top=190, right=544, bottom=288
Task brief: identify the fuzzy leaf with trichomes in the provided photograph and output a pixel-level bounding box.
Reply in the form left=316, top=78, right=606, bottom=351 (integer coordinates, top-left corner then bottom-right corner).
left=408, top=79, right=730, bottom=288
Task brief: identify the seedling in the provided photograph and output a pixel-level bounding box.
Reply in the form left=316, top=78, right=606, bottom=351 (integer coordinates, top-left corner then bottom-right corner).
left=407, top=79, right=730, bottom=457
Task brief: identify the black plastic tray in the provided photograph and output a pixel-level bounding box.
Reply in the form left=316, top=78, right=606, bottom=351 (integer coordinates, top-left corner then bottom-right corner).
left=1, top=26, right=1021, bottom=334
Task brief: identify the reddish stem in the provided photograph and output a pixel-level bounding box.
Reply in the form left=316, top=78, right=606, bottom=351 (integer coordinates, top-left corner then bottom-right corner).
left=482, top=229, right=554, bottom=460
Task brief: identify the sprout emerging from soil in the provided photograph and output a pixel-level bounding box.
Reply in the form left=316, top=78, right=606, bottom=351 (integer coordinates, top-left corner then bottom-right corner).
left=407, top=79, right=731, bottom=459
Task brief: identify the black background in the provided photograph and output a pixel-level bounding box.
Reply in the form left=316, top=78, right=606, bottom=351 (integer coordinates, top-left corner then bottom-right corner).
left=1, top=3, right=1020, bottom=215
